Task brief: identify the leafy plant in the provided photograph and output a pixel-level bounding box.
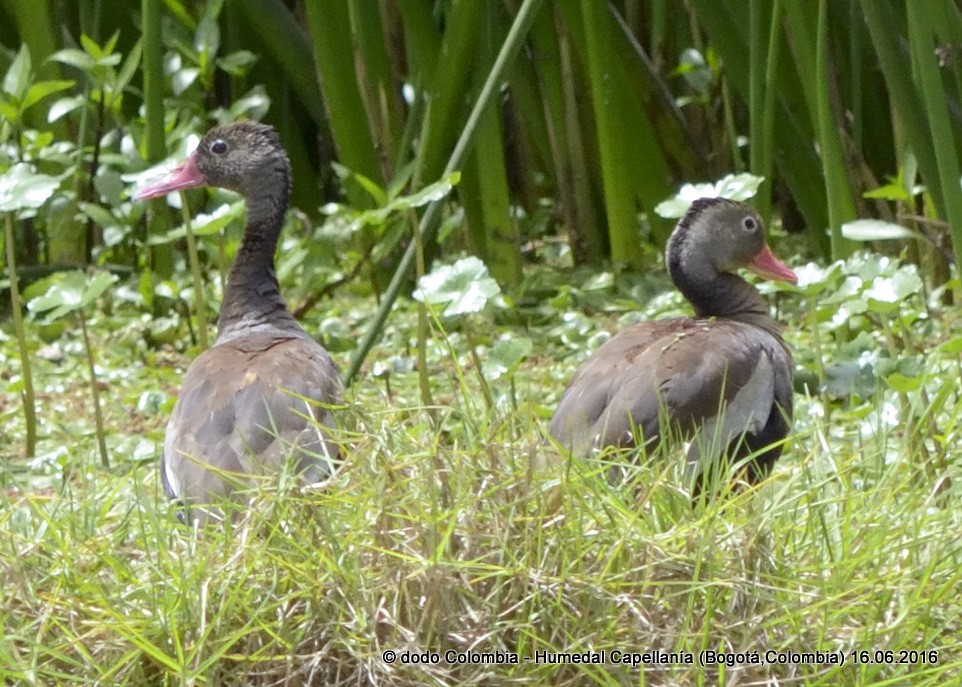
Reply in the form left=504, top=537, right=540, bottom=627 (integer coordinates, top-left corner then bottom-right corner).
left=415, top=255, right=507, bottom=410
left=28, top=270, right=119, bottom=468
left=1, top=164, right=61, bottom=457
left=654, top=172, right=764, bottom=218
left=841, top=219, right=932, bottom=245
left=0, top=45, right=73, bottom=136
left=414, top=256, right=502, bottom=319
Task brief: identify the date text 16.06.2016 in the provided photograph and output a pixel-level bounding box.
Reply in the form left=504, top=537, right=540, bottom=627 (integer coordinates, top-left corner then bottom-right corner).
left=380, top=648, right=938, bottom=667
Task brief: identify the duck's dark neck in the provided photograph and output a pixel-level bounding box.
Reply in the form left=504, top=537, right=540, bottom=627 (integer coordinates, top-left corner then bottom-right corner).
left=217, top=178, right=297, bottom=337
left=668, top=244, right=780, bottom=336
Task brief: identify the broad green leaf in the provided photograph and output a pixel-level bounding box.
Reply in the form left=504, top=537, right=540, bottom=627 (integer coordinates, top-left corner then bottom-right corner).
left=864, top=268, right=921, bottom=312
left=22, top=80, right=75, bottom=111
left=863, top=161, right=924, bottom=202
left=147, top=202, right=243, bottom=245
left=937, top=335, right=962, bottom=355
left=581, top=272, right=614, bottom=292
left=794, top=261, right=844, bottom=294
left=841, top=219, right=929, bottom=243
left=830, top=297, right=869, bottom=327
left=849, top=253, right=888, bottom=282
left=110, top=40, right=143, bottom=106
left=890, top=266, right=923, bottom=300
left=28, top=271, right=87, bottom=321
left=863, top=181, right=910, bottom=202
left=884, top=355, right=925, bottom=393
left=172, top=67, right=199, bottom=96
left=276, top=245, right=309, bottom=283
left=894, top=356, right=925, bottom=378
left=863, top=277, right=900, bottom=311
left=78, top=271, right=119, bottom=308
left=824, top=362, right=878, bottom=399
left=79, top=34, right=121, bottom=67
left=863, top=179, right=924, bottom=202
left=0, top=102, right=17, bottom=121
left=823, top=275, right=863, bottom=305
left=217, top=51, right=257, bottom=75
left=332, top=163, right=387, bottom=207
left=655, top=173, right=763, bottom=218
left=48, top=95, right=85, bottom=123
left=226, top=86, right=269, bottom=120
left=80, top=34, right=102, bottom=60
left=94, top=169, right=125, bottom=205
left=677, top=48, right=711, bottom=96
left=350, top=172, right=461, bottom=231
left=24, top=129, right=55, bottom=152
left=319, top=317, right=353, bottom=353
left=49, top=48, right=96, bottom=72
left=403, top=172, right=461, bottom=207
left=195, top=17, right=221, bottom=58
left=885, top=373, right=920, bottom=393
left=482, top=336, right=533, bottom=381
left=0, top=164, right=61, bottom=213
left=414, top=256, right=500, bottom=317
left=78, top=202, right=119, bottom=231
left=3, top=44, right=31, bottom=99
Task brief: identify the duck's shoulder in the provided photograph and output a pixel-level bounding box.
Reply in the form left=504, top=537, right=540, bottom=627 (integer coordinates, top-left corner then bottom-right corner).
left=583, top=315, right=790, bottom=390
left=591, top=317, right=702, bottom=359
left=181, top=328, right=339, bottom=396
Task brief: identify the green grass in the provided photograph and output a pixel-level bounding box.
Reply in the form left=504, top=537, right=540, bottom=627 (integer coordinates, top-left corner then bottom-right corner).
left=2, top=261, right=962, bottom=686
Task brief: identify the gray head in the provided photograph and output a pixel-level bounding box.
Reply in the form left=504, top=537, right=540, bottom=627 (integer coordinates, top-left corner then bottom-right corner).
left=666, top=197, right=797, bottom=286
left=136, top=121, right=291, bottom=202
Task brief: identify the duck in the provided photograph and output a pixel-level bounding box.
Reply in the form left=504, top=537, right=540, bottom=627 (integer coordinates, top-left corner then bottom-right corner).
left=548, top=197, right=796, bottom=495
left=136, top=121, right=341, bottom=523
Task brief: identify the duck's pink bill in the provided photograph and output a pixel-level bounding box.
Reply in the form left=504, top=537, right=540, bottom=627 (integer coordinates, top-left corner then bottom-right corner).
left=135, top=153, right=205, bottom=200
left=748, top=244, right=797, bottom=284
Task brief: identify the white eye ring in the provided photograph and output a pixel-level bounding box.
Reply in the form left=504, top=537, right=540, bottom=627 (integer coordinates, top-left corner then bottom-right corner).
left=741, top=216, right=758, bottom=232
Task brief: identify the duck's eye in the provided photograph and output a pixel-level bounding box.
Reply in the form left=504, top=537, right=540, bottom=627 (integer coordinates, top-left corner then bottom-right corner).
left=210, top=139, right=228, bottom=155
left=741, top=216, right=758, bottom=233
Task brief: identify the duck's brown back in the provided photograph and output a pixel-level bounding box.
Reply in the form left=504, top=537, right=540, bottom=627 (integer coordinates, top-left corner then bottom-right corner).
left=162, top=329, right=341, bottom=522
left=548, top=317, right=793, bottom=479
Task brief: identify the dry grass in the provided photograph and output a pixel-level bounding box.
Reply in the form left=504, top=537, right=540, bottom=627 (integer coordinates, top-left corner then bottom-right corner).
left=2, top=349, right=961, bottom=686
left=3, top=267, right=962, bottom=686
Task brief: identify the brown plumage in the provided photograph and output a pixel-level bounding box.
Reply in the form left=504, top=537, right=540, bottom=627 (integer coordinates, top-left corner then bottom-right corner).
left=137, top=121, right=341, bottom=522
left=548, top=197, right=796, bottom=495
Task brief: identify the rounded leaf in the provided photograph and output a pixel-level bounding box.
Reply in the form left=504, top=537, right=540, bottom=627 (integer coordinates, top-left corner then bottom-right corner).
left=0, top=164, right=61, bottom=212
left=482, top=336, right=533, bottom=381
left=414, top=256, right=501, bottom=317
left=841, top=219, right=928, bottom=243
left=27, top=270, right=117, bottom=321
left=655, top=174, right=764, bottom=218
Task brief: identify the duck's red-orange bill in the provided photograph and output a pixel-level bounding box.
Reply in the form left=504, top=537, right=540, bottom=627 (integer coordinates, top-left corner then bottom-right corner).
left=135, top=152, right=205, bottom=200
left=747, top=244, right=797, bottom=284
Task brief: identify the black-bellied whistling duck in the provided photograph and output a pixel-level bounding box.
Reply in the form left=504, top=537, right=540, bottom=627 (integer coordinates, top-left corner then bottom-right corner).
left=137, top=121, right=341, bottom=523
left=549, top=197, right=796, bottom=495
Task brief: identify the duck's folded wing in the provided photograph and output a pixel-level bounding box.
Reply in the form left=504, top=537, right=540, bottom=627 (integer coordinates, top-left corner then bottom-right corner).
left=163, top=337, right=341, bottom=506
left=641, top=322, right=786, bottom=435
left=550, top=320, right=792, bottom=461
left=548, top=320, right=689, bottom=455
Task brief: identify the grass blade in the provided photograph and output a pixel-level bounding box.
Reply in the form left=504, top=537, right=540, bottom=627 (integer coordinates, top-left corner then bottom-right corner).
left=814, top=0, right=855, bottom=258
left=304, top=0, right=383, bottom=195
left=346, top=0, right=545, bottom=385
left=906, top=0, right=962, bottom=267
